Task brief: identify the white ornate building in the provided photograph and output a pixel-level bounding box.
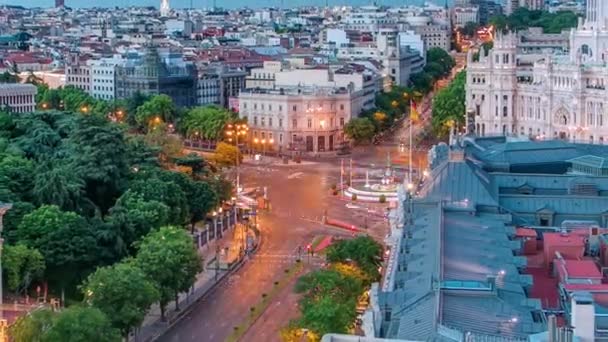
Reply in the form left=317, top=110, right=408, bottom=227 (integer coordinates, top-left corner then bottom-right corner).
left=466, top=0, right=608, bottom=144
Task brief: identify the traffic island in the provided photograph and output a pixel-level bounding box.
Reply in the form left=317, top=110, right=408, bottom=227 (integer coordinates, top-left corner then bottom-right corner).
left=226, top=262, right=305, bottom=342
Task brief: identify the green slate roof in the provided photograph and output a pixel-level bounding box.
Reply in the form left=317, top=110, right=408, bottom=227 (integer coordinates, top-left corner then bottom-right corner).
left=568, top=155, right=608, bottom=169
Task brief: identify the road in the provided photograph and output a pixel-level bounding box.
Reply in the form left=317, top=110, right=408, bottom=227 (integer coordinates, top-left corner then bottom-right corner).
left=158, top=157, right=389, bottom=342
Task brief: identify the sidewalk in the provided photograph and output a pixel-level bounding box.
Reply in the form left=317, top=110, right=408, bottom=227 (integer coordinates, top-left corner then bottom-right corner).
left=133, top=224, right=256, bottom=342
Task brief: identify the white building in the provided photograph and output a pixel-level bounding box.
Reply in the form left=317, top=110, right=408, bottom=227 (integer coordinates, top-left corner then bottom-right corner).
left=0, top=83, right=37, bottom=113
left=466, top=1, right=608, bottom=143
left=452, top=6, right=479, bottom=28
left=239, top=85, right=364, bottom=154
left=90, top=56, right=123, bottom=100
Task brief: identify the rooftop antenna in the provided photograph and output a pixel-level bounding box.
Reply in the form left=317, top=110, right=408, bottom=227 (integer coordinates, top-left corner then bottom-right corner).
left=213, top=0, right=216, bottom=11
left=190, top=0, right=193, bottom=9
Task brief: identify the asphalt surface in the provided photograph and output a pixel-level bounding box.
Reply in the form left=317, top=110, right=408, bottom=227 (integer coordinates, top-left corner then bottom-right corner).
left=158, top=151, right=398, bottom=342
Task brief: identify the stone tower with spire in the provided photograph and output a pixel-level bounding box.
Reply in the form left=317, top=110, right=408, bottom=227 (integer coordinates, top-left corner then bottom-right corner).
left=160, top=0, right=170, bottom=17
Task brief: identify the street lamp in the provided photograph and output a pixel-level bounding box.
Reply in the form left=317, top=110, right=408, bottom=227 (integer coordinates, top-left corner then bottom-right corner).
left=261, top=138, right=267, bottom=156
left=80, top=106, right=89, bottom=114
left=225, top=123, right=248, bottom=194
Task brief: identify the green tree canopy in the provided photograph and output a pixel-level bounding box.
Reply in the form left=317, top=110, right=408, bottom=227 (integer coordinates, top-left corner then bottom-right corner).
left=135, top=94, right=176, bottom=129
left=431, top=71, right=466, bottom=138
left=3, top=244, right=45, bottom=294
left=9, top=308, right=55, bottom=342
left=128, top=178, right=188, bottom=225
left=107, top=191, right=170, bottom=253
left=489, top=8, right=578, bottom=33
left=135, top=226, right=202, bottom=320
left=326, top=236, right=383, bottom=280
left=182, top=106, right=233, bottom=140
left=16, top=205, right=97, bottom=291
left=82, top=261, right=159, bottom=338
left=343, top=117, right=376, bottom=144
left=44, top=306, right=121, bottom=342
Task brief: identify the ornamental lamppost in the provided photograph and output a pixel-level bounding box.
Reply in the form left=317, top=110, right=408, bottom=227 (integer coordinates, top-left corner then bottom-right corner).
left=225, top=123, right=248, bottom=194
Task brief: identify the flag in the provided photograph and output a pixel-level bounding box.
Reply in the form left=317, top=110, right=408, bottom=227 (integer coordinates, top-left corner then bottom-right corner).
left=410, top=101, right=420, bottom=123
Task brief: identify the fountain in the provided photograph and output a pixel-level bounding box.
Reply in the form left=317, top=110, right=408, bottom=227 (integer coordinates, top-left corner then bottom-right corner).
left=343, top=153, right=399, bottom=202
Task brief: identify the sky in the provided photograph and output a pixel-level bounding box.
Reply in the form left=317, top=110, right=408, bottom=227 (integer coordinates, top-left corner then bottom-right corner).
left=2, top=0, right=455, bottom=10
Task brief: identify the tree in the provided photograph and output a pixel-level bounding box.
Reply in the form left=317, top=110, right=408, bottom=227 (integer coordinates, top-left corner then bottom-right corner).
left=135, top=94, right=176, bottom=130
left=124, top=92, right=150, bottom=128
left=0, top=71, right=20, bottom=83
left=343, top=117, right=376, bottom=144
left=489, top=8, right=578, bottom=34
left=174, top=153, right=208, bottom=176
left=461, top=21, right=479, bottom=37
left=3, top=201, right=35, bottom=245
left=82, top=261, right=159, bottom=338
left=3, top=244, right=45, bottom=294
left=125, top=135, right=160, bottom=171
left=299, top=296, right=356, bottom=336
left=32, top=162, right=88, bottom=213
left=182, top=106, right=233, bottom=141
left=128, top=178, right=188, bottom=226
left=106, top=191, right=170, bottom=252
left=213, top=142, right=241, bottom=168
left=185, top=180, right=217, bottom=232
left=16, top=205, right=98, bottom=293
left=326, top=236, right=383, bottom=280
left=135, top=226, right=202, bottom=320
left=44, top=306, right=121, bottom=342
left=143, top=128, right=183, bottom=164
left=431, top=71, right=466, bottom=138
left=68, top=114, right=129, bottom=214
left=0, top=154, right=35, bottom=201
left=426, top=47, right=455, bottom=75
left=9, top=308, right=55, bottom=342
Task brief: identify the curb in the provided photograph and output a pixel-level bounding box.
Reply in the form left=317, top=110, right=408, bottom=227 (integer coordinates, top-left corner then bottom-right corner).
left=145, top=228, right=263, bottom=342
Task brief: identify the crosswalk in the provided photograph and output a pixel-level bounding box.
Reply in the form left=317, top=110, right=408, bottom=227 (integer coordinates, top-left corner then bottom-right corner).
left=250, top=253, right=325, bottom=266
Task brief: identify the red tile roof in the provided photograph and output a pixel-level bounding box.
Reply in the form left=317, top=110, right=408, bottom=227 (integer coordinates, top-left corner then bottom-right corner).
left=562, top=260, right=603, bottom=279
left=544, top=232, right=585, bottom=248
left=516, top=227, right=537, bottom=238
left=563, top=283, right=608, bottom=292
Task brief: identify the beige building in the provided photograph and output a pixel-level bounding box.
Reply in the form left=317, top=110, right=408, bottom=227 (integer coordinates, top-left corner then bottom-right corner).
left=239, top=85, right=368, bottom=154
left=0, top=83, right=37, bottom=113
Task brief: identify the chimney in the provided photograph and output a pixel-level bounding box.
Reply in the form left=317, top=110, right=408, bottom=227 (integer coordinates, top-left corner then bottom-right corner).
left=571, top=291, right=595, bottom=342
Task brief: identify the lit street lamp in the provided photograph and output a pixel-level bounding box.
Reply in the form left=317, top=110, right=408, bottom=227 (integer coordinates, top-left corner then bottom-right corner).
left=225, top=123, right=248, bottom=194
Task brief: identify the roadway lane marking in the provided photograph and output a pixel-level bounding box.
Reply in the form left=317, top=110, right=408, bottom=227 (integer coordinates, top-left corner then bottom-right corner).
left=287, top=172, right=304, bottom=179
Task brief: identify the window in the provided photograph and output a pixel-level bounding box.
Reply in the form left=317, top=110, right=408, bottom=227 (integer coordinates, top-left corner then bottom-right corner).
left=254, top=103, right=257, bottom=110
left=340, top=104, right=344, bottom=111
left=254, top=116, right=258, bottom=126
left=293, top=105, right=297, bottom=112
left=279, top=118, right=283, bottom=127
left=269, top=104, right=272, bottom=111
left=308, top=119, right=312, bottom=128
left=340, top=117, right=345, bottom=126
left=503, top=106, right=508, bottom=117
left=292, top=119, right=297, bottom=128
left=261, top=117, right=265, bottom=126
left=261, top=103, right=265, bottom=110
left=269, top=118, right=273, bottom=127
left=279, top=133, right=283, bottom=143
left=279, top=105, right=283, bottom=111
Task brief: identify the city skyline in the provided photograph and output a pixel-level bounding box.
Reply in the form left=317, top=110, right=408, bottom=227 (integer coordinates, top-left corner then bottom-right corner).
left=1, top=0, right=451, bottom=10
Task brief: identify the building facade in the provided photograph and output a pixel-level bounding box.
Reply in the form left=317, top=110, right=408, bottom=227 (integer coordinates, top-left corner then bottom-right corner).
left=0, top=84, right=36, bottom=113
left=90, top=56, right=122, bottom=101
left=196, top=74, right=220, bottom=106
left=239, top=85, right=368, bottom=154
left=452, top=6, right=480, bottom=28
left=65, top=52, right=91, bottom=93
left=115, top=48, right=197, bottom=107
left=466, top=1, right=608, bottom=144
